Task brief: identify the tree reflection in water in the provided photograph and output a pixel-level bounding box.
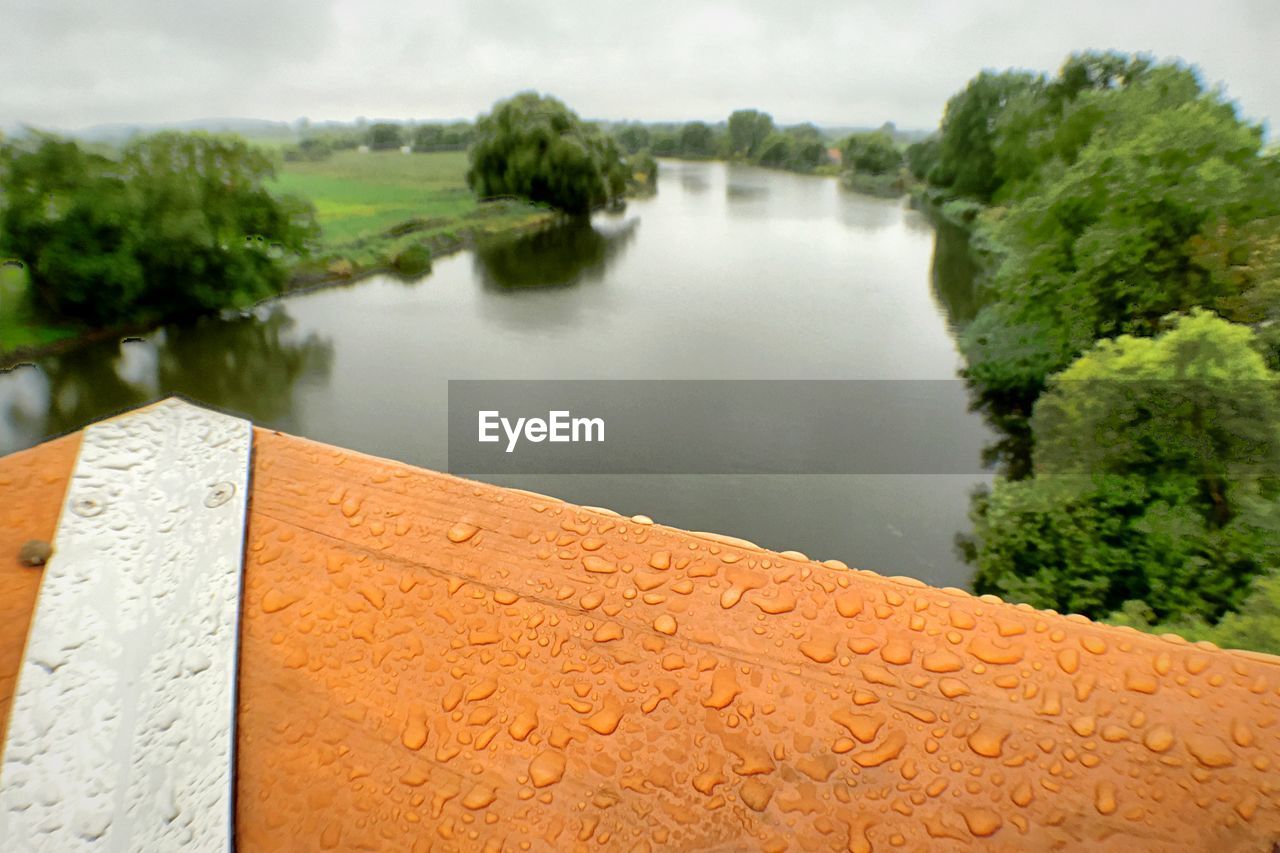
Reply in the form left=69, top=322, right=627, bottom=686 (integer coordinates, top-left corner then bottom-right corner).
left=927, top=211, right=1034, bottom=481
left=473, top=217, right=638, bottom=291
left=0, top=305, right=332, bottom=453
left=157, top=307, right=332, bottom=424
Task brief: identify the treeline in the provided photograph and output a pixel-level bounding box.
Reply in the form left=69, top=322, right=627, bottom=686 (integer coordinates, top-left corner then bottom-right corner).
left=0, top=133, right=317, bottom=324
left=284, top=121, right=478, bottom=162
left=610, top=113, right=841, bottom=174
left=913, top=52, right=1280, bottom=651
left=283, top=105, right=906, bottom=192
left=610, top=111, right=917, bottom=195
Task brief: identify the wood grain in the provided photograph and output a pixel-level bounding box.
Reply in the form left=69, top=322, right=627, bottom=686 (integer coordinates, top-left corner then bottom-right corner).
left=236, top=428, right=1280, bottom=851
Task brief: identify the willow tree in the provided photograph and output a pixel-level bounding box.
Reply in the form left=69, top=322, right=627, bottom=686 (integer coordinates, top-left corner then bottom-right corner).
left=0, top=132, right=317, bottom=324
left=466, top=93, right=626, bottom=216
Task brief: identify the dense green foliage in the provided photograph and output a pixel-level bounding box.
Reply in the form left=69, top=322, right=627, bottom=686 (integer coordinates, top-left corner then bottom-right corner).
left=466, top=93, right=627, bottom=215
left=922, top=52, right=1280, bottom=651
left=1192, top=215, right=1280, bottom=369
left=837, top=130, right=906, bottom=196
left=411, top=122, right=474, bottom=151
left=613, top=123, right=651, bottom=155
left=367, top=122, right=404, bottom=151
left=646, top=123, right=725, bottom=159
left=282, top=122, right=474, bottom=162
left=0, top=132, right=317, bottom=324
left=640, top=112, right=841, bottom=174
left=678, top=122, right=717, bottom=158
left=840, top=131, right=901, bottom=176
left=931, top=70, right=1040, bottom=201
left=928, top=53, right=1280, bottom=394
left=283, top=136, right=335, bottom=163
left=727, top=109, right=774, bottom=158
left=1110, top=571, right=1280, bottom=655
left=756, top=124, right=828, bottom=173
left=968, top=313, right=1280, bottom=622
left=904, top=137, right=940, bottom=181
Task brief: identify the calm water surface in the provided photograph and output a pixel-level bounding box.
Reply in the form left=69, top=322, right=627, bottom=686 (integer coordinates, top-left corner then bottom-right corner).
left=0, top=160, right=992, bottom=586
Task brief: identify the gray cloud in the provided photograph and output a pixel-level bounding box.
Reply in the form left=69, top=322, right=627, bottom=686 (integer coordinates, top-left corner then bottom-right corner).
left=1, top=0, right=1275, bottom=132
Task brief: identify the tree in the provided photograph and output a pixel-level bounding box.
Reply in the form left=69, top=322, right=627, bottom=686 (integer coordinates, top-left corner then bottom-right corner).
left=283, top=136, right=333, bottom=162
left=367, top=122, right=403, bottom=150
left=990, top=54, right=1187, bottom=203
left=414, top=122, right=474, bottom=151
left=443, top=122, right=475, bottom=146
left=0, top=138, right=145, bottom=322
left=678, top=122, right=716, bottom=157
left=1032, top=311, right=1280, bottom=488
left=1192, top=214, right=1280, bottom=369
left=0, top=132, right=317, bottom=324
left=727, top=110, right=774, bottom=158
left=614, top=123, right=651, bottom=155
left=969, top=312, right=1280, bottom=622
left=923, top=52, right=1187, bottom=204
left=784, top=125, right=828, bottom=172
left=962, top=69, right=1275, bottom=393
left=932, top=70, right=1041, bottom=200
left=904, top=136, right=940, bottom=180
left=412, top=124, right=445, bottom=150
left=841, top=131, right=901, bottom=176
left=754, top=125, right=827, bottom=173
left=756, top=132, right=793, bottom=168
left=1049, top=51, right=1154, bottom=109
left=927, top=51, right=1280, bottom=653
left=1110, top=570, right=1280, bottom=655
left=649, top=129, right=679, bottom=157
left=466, top=92, right=626, bottom=215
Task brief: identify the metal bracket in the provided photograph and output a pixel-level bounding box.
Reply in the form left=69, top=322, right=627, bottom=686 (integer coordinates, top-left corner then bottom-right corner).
left=0, top=398, right=251, bottom=851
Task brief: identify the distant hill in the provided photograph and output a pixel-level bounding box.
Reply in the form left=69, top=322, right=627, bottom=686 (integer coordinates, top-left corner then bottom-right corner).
left=2, top=116, right=936, bottom=147
left=68, top=117, right=296, bottom=143
left=823, top=125, right=934, bottom=143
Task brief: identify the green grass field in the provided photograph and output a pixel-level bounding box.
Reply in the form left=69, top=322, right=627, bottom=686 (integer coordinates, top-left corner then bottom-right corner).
left=275, top=150, right=553, bottom=254
left=0, top=266, right=81, bottom=355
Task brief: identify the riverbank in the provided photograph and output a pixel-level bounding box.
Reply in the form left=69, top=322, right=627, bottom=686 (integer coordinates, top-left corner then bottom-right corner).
left=908, top=184, right=1006, bottom=275
left=0, top=151, right=559, bottom=367
left=0, top=264, right=92, bottom=357
left=0, top=214, right=558, bottom=367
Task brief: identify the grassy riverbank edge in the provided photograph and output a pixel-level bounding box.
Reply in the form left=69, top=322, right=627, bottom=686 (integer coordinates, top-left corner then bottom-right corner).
left=908, top=184, right=1008, bottom=276
left=0, top=206, right=561, bottom=368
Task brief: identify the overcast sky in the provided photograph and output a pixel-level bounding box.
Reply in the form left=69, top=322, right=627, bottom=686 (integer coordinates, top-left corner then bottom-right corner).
left=2, top=0, right=1277, bottom=132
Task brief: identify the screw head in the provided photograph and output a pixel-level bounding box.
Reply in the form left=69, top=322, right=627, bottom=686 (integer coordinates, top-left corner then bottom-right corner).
left=205, top=482, right=236, bottom=508
left=19, top=540, right=52, bottom=567
left=71, top=496, right=104, bottom=517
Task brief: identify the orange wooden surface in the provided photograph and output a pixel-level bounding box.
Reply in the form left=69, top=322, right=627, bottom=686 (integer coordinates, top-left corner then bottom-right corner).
left=3, top=426, right=1279, bottom=850
left=236, top=429, right=1280, bottom=852
left=0, top=433, right=80, bottom=754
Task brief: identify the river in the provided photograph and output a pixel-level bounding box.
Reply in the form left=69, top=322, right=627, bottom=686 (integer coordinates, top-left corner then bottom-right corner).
left=0, top=159, right=993, bottom=587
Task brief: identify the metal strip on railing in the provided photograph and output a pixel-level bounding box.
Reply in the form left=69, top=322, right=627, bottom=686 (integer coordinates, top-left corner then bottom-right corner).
left=0, top=398, right=251, bottom=851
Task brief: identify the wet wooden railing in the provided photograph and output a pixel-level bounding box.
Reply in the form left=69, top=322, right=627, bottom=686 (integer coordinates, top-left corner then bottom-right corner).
left=0, top=400, right=1277, bottom=851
